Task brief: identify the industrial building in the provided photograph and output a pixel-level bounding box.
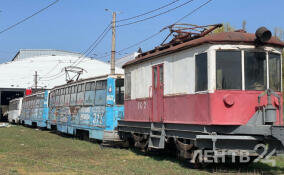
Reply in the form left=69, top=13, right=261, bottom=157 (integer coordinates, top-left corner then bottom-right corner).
left=0, top=49, right=126, bottom=121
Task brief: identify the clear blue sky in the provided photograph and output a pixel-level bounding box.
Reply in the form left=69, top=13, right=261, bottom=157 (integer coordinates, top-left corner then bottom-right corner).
left=0, top=0, right=283, bottom=63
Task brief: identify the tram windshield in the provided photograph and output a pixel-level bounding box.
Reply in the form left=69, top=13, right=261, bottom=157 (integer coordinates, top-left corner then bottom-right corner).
left=215, top=50, right=281, bottom=91
left=269, top=53, right=281, bottom=92
left=216, top=51, right=242, bottom=90
left=245, top=51, right=267, bottom=90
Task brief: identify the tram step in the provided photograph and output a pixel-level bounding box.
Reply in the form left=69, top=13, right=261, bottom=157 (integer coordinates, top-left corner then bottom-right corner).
left=148, top=123, right=165, bottom=149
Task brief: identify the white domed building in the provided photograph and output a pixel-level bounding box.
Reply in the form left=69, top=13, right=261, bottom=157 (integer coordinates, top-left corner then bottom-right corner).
left=0, top=49, right=125, bottom=120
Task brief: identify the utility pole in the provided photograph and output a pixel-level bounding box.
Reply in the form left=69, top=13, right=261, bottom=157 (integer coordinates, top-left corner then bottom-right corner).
left=34, top=71, right=38, bottom=90
left=110, top=12, right=116, bottom=75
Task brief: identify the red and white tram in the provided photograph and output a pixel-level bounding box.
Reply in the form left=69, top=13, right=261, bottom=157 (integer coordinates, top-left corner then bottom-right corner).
left=119, top=24, right=284, bottom=162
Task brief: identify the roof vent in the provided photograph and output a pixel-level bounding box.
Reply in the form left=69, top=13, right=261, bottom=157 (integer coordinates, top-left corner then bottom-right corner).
left=255, top=27, right=271, bottom=42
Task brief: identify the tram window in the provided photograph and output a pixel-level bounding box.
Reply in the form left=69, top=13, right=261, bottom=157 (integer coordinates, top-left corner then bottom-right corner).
left=72, top=85, right=77, bottom=93
left=195, top=53, right=208, bottom=91
left=125, top=72, right=131, bottom=99
left=78, top=84, right=82, bottom=92
left=160, top=66, right=164, bottom=86
left=216, top=51, right=242, bottom=90
left=96, top=80, right=107, bottom=90
left=85, top=82, right=92, bottom=91
left=269, top=53, right=281, bottom=92
left=91, top=82, right=96, bottom=91
left=49, top=93, right=52, bottom=105
left=82, top=84, right=85, bottom=92
left=116, top=79, right=124, bottom=105
left=245, top=52, right=267, bottom=90
left=95, top=90, right=106, bottom=106
left=153, top=67, right=157, bottom=88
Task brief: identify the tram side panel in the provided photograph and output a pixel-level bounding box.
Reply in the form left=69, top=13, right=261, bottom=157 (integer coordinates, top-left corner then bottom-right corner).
left=48, top=75, right=124, bottom=142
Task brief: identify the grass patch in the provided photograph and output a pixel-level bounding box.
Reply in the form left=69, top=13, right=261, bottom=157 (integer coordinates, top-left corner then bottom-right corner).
left=0, top=126, right=283, bottom=175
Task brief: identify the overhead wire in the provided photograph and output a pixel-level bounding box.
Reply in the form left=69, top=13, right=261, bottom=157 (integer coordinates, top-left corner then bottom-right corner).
left=116, top=0, right=180, bottom=22
left=174, top=0, right=213, bottom=24
left=38, top=62, right=60, bottom=80
left=68, top=24, right=111, bottom=69
left=0, top=0, right=60, bottom=35
left=119, top=0, right=213, bottom=52
left=116, top=0, right=194, bottom=27
left=40, top=23, right=111, bottom=81
left=84, top=27, right=111, bottom=57
left=40, top=0, right=213, bottom=81
left=95, top=0, right=214, bottom=61
left=81, top=23, right=112, bottom=56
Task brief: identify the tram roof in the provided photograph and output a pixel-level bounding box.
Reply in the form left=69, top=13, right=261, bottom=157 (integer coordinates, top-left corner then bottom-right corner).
left=123, top=31, right=284, bottom=68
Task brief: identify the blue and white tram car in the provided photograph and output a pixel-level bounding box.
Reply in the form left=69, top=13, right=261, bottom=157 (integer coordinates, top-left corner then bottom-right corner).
left=20, top=90, right=49, bottom=128
left=48, top=74, right=125, bottom=142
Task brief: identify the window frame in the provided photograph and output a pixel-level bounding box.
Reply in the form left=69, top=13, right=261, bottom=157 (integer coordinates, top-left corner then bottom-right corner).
left=125, top=72, right=131, bottom=100
left=244, top=50, right=267, bottom=91
left=214, top=48, right=282, bottom=92
left=115, top=78, right=124, bottom=105
left=215, top=50, right=242, bottom=90
left=268, top=52, right=282, bottom=92
left=195, top=52, right=208, bottom=92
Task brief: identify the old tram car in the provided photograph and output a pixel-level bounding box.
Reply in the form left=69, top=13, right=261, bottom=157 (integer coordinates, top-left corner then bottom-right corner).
left=119, top=25, right=284, bottom=161
left=20, top=90, right=49, bottom=128
left=8, top=97, right=23, bottom=124
left=48, top=74, right=124, bottom=142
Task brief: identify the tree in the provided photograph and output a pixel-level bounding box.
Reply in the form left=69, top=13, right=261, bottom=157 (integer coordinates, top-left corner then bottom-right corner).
left=242, top=20, right=247, bottom=31
left=274, top=27, right=284, bottom=41
left=213, top=23, right=235, bottom=33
